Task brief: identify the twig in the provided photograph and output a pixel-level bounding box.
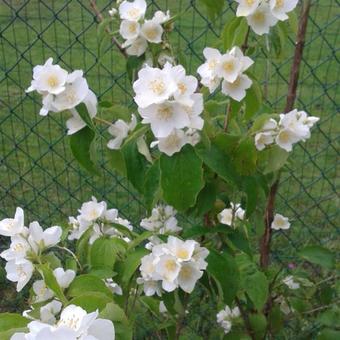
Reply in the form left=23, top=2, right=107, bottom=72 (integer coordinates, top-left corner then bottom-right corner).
left=55, top=245, right=83, bottom=271
left=89, top=0, right=128, bottom=58
left=241, top=27, right=251, bottom=53
left=302, top=299, right=340, bottom=315
left=94, top=116, right=112, bottom=126
left=235, top=297, right=256, bottom=340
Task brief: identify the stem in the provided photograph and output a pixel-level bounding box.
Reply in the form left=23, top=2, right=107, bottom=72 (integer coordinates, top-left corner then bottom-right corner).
left=55, top=246, right=83, bottom=271
left=235, top=297, right=256, bottom=340
left=89, top=0, right=128, bottom=58
left=175, top=293, right=189, bottom=340
left=241, top=27, right=251, bottom=54
left=94, top=116, right=112, bottom=126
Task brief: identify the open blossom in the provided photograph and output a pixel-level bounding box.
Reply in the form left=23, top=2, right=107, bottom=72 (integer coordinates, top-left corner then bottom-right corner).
left=271, top=213, right=290, bottom=230
left=218, top=202, right=245, bottom=226
left=119, top=0, right=146, bottom=21
left=11, top=304, right=115, bottom=340
left=0, top=207, right=25, bottom=237
left=138, top=236, right=209, bottom=295
left=5, top=259, right=34, bottom=292
left=235, top=0, right=298, bottom=35
left=217, top=305, right=240, bottom=334
left=198, top=46, right=253, bottom=101
left=283, top=275, right=300, bottom=289
left=254, top=110, right=319, bottom=151
left=27, top=59, right=97, bottom=133
left=40, top=300, right=63, bottom=324
left=68, top=197, right=133, bottom=245
left=0, top=235, right=30, bottom=261
left=28, top=222, right=62, bottom=252
left=33, top=280, right=54, bottom=303
left=53, top=267, right=76, bottom=289
left=107, top=114, right=137, bottom=149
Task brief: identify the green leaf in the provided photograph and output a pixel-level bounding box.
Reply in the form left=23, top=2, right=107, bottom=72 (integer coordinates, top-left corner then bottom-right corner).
left=68, top=292, right=112, bottom=312
left=41, top=252, right=62, bottom=269
left=195, top=142, right=240, bottom=187
left=233, top=138, right=257, bottom=176
left=122, top=139, right=149, bottom=193
left=76, top=103, right=96, bottom=131
left=244, top=79, right=262, bottom=120
left=118, top=247, right=149, bottom=285
left=100, top=303, right=132, bottom=340
left=317, top=329, right=340, bottom=340
left=242, top=176, right=258, bottom=217
left=206, top=249, right=239, bottom=304
left=67, top=274, right=113, bottom=298
left=249, top=313, right=267, bottom=340
left=244, top=271, right=268, bottom=311
left=126, top=56, right=145, bottom=82
left=299, top=245, right=335, bottom=270
left=75, top=227, right=92, bottom=265
left=90, top=237, right=117, bottom=271
left=160, top=145, right=204, bottom=211
left=143, top=159, right=160, bottom=211
left=257, top=145, right=289, bottom=174
left=69, top=126, right=100, bottom=175
left=36, top=264, right=67, bottom=304
left=189, top=181, right=217, bottom=217
left=0, top=313, right=29, bottom=333
left=199, top=0, right=224, bottom=21
left=221, top=17, right=242, bottom=50
left=231, top=18, right=248, bottom=47
left=268, top=305, right=284, bottom=334
left=127, top=231, right=153, bottom=251
left=317, top=308, right=340, bottom=327
left=108, top=150, right=127, bottom=177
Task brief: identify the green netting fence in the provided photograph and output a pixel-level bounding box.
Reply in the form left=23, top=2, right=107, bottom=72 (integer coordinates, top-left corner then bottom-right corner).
left=0, top=0, right=339, bottom=337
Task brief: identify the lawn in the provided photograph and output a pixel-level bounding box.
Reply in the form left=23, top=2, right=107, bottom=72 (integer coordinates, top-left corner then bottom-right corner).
left=0, top=0, right=339, bottom=335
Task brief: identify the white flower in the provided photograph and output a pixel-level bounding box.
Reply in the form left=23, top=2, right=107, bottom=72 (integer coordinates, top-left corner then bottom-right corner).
left=53, top=267, right=76, bottom=289
left=133, top=64, right=177, bottom=108
left=120, top=20, right=140, bottom=40
left=0, top=207, right=25, bottom=237
left=283, top=275, right=300, bottom=289
left=108, top=8, right=118, bottom=17
left=152, top=10, right=171, bottom=24
left=218, top=203, right=245, bottom=226
left=158, top=52, right=175, bottom=67
left=0, top=235, right=30, bottom=261
left=66, top=90, right=98, bottom=135
left=166, top=236, right=196, bottom=262
left=107, top=114, right=137, bottom=149
left=33, top=280, right=54, bottom=303
left=119, top=0, right=147, bottom=21
left=151, top=129, right=187, bottom=156
left=217, top=53, right=243, bottom=83
left=221, top=74, right=252, bottom=101
left=177, top=262, right=203, bottom=293
left=155, top=254, right=181, bottom=291
left=139, top=101, right=190, bottom=138
left=263, top=118, right=278, bottom=131
left=68, top=216, right=91, bottom=241
left=52, top=70, right=89, bottom=112
left=12, top=305, right=115, bottom=339
left=269, top=0, right=299, bottom=21
left=28, top=222, right=62, bottom=252
left=229, top=46, right=254, bottom=73
left=235, top=0, right=261, bottom=17
left=124, top=37, right=148, bottom=56
left=271, top=213, right=290, bottom=230
left=255, top=131, right=275, bottom=150
left=217, top=305, right=240, bottom=334
left=26, top=58, right=68, bottom=96
left=275, top=128, right=300, bottom=151
left=246, top=2, right=278, bottom=35
left=105, top=279, right=123, bottom=295
left=141, top=20, right=163, bottom=43
left=279, top=109, right=311, bottom=141
left=79, top=196, right=106, bottom=222
left=40, top=300, right=63, bottom=324
left=159, top=301, right=167, bottom=313
left=5, top=259, right=34, bottom=292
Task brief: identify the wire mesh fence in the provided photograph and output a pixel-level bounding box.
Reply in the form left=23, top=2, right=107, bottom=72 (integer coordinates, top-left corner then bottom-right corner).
left=0, top=0, right=339, bottom=335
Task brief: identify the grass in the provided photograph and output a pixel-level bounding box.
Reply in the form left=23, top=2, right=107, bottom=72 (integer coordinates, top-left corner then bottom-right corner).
left=0, top=0, right=338, bottom=335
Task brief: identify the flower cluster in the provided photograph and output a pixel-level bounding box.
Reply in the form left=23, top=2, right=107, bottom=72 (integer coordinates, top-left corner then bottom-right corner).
left=0, top=208, right=62, bottom=292
left=26, top=58, right=97, bottom=135
left=271, top=213, right=290, bottom=230
left=11, top=304, right=115, bottom=340
left=255, top=109, right=319, bottom=152
left=114, top=0, right=170, bottom=57
left=218, top=202, right=245, bottom=227
left=216, top=305, right=240, bottom=334
left=197, top=46, right=254, bottom=101
left=235, top=0, right=299, bottom=35
left=138, top=236, right=209, bottom=295
left=133, top=62, right=204, bottom=156
left=68, top=196, right=133, bottom=244
left=140, top=204, right=182, bottom=249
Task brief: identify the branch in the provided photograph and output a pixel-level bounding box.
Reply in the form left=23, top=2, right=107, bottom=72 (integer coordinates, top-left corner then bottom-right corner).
left=89, top=0, right=128, bottom=58
left=259, top=0, right=312, bottom=270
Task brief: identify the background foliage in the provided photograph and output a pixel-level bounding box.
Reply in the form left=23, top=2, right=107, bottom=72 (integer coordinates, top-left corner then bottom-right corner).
left=0, top=0, right=339, bottom=337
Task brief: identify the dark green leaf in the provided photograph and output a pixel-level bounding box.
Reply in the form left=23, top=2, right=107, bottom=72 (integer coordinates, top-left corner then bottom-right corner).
left=244, top=271, right=268, bottom=311
left=249, top=313, right=267, bottom=339
left=76, top=103, right=96, bottom=131
left=257, top=145, right=289, bottom=174
left=233, top=138, right=257, bottom=176
left=199, top=0, right=224, bottom=21
left=221, top=17, right=242, bottom=50
left=242, top=176, right=258, bottom=217
left=160, top=145, right=204, bottom=211
left=68, top=292, right=112, bottom=312
left=126, top=56, right=145, bottom=82
left=189, top=181, right=217, bottom=217
left=244, top=79, right=262, bottom=120
left=69, top=127, right=100, bottom=175
left=143, top=158, right=160, bottom=211
left=317, top=329, right=340, bottom=340
left=299, top=245, right=335, bottom=270
left=90, top=237, right=117, bottom=271
left=108, top=150, right=127, bottom=177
